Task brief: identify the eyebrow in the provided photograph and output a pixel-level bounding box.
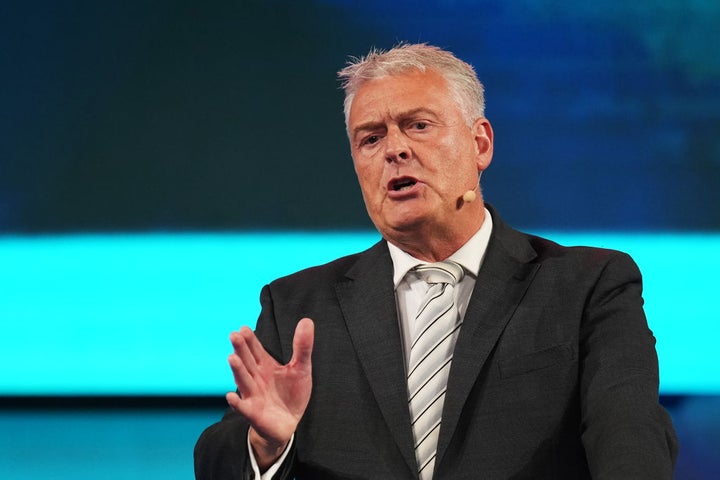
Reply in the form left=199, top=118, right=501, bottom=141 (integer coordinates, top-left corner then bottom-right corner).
left=351, top=108, right=439, bottom=139
left=352, top=120, right=385, bottom=139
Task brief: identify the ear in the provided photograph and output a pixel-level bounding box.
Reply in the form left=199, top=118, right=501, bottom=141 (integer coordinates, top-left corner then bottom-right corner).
left=472, top=118, right=493, bottom=173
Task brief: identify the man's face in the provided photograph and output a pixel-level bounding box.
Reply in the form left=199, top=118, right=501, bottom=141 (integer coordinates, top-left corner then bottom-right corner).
left=348, top=68, right=493, bottom=244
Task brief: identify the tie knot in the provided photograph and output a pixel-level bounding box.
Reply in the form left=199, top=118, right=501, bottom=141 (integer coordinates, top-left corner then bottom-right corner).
left=414, top=260, right=464, bottom=285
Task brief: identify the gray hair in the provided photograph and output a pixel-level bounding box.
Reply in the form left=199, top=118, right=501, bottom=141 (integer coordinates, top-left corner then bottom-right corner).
left=337, top=43, right=485, bottom=129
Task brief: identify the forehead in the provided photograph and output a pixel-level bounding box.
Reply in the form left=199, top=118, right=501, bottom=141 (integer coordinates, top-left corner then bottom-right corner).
left=348, top=69, right=458, bottom=126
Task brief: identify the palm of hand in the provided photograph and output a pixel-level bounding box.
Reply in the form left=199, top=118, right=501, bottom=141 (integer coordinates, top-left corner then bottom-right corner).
left=227, top=318, right=314, bottom=448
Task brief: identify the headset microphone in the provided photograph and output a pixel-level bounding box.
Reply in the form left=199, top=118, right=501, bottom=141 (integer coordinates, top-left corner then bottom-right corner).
left=462, top=189, right=476, bottom=203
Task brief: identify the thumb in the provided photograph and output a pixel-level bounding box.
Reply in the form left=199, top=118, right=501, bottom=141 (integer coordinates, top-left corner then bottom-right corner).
left=291, top=317, right=314, bottom=368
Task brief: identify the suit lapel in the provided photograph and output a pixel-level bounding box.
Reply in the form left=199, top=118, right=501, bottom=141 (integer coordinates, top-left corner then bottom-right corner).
left=435, top=212, right=541, bottom=466
left=335, top=241, right=418, bottom=476
left=332, top=210, right=542, bottom=475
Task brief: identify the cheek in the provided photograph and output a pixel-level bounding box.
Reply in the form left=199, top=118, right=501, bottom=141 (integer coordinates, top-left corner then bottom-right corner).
left=354, top=162, right=382, bottom=190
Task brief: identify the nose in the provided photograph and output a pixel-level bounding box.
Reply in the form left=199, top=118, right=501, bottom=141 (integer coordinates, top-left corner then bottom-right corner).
left=384, top=127, right=410, bottom=163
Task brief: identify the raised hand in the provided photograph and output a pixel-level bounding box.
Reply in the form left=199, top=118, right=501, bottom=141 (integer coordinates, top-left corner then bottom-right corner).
left=226, top=317, right=314, bottom=469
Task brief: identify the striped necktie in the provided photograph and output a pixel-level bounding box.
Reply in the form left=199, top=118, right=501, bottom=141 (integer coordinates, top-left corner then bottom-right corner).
left=407, top=260, right=464, bottom=480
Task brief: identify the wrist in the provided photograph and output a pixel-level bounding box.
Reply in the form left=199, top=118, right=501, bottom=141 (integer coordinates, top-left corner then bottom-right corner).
left=248, top=427, right=291, bottom=471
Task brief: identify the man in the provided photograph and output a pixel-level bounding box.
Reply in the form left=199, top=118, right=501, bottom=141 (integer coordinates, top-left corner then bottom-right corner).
left=194, top=43, right=678, bottom=479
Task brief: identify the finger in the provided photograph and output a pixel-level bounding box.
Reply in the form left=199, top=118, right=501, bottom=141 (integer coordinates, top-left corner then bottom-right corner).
left=228, top=352, right=257, bottom=398
left=290, top=317, right=314, bottom=368
left=226, top=391, right=241, bottom=411
left=226, top=391, right=252, bottom=419
left=225, top=392, right=260, bottom=425
left=240, top=326, right=275, bottom=368
left=231, top=331, right=260, bottom=376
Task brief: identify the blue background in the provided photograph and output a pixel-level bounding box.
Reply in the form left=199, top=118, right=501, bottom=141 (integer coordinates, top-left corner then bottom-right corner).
left=1, top=0, right=718, bottom=478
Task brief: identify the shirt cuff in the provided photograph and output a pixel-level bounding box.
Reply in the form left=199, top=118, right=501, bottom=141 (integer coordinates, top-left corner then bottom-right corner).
left=247, top=432, right=294, bottom=480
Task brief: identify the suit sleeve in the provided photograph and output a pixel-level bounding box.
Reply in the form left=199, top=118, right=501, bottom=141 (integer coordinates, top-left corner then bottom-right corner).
left=579, top=251, right=679, bottom=479
left=194, top=285, right=297, bottom=480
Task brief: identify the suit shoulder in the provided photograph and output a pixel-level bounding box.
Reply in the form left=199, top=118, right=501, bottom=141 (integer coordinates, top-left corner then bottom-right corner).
left=525, top=232, right=638, bottom=271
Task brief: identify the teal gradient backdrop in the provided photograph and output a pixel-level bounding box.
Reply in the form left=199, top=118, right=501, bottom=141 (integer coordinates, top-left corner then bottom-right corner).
left=2, top=1, right=720, bottom=478
left=2, top=232, right=718, bottom=395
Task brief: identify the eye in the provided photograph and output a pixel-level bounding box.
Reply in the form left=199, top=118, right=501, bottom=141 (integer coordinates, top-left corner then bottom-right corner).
left=361, top=135, right=381, bottom=146
left=406, top=120, right=433, bottom=133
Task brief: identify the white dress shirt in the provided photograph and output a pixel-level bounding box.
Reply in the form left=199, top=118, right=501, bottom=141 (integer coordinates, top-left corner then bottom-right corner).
left=387, top=208, right=493, bottom=366
left=250, top=208, right=493, bottom=478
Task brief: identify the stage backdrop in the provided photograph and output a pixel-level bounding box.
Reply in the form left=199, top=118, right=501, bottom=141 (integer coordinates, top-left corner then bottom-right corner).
left=1, top=0, right=719, bottom=396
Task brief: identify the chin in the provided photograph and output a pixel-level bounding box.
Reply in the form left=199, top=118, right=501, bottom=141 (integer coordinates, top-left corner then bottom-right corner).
left=379, top=214, right=430, bottom=238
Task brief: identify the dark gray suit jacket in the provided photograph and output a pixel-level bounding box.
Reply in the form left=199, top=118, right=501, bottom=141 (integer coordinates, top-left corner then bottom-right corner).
left=194, top=207, right=678, bottom=479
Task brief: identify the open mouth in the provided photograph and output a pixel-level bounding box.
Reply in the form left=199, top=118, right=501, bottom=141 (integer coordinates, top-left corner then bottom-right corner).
left=390, top=177, right=417, bottom=192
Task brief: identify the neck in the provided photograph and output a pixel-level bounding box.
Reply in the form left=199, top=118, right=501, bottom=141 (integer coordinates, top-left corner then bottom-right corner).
left=386, top=205, right=486, bottom=262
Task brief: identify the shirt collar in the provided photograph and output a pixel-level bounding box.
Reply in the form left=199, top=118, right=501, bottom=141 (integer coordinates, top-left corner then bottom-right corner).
left=387, top=207, right=494, bottom=289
